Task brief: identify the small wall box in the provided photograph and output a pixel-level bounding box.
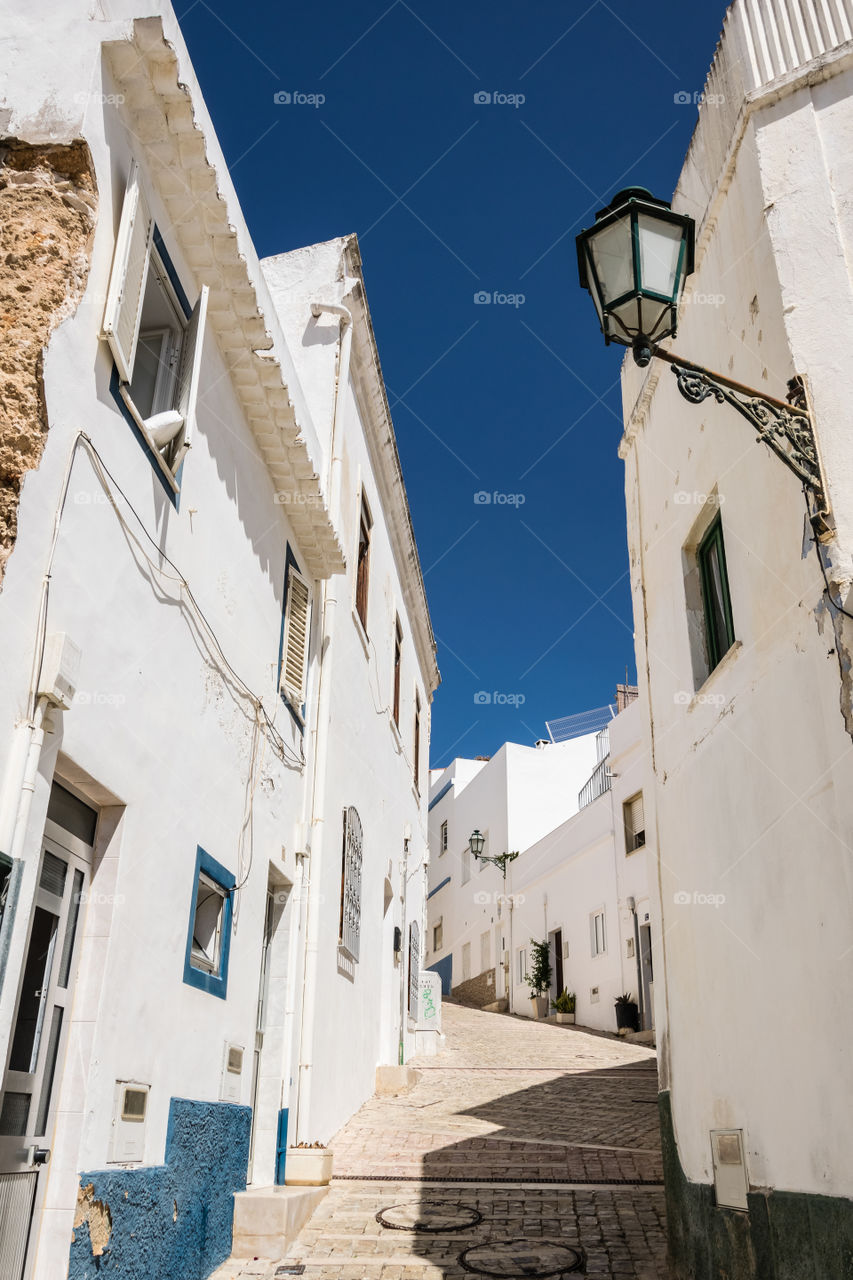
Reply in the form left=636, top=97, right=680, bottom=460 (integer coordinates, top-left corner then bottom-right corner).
left=220, top=1042, right=244, bottom=1103
left=711, top=1128, right=749, bottom=1210
left=109, top=1081, right=149, bottom=1163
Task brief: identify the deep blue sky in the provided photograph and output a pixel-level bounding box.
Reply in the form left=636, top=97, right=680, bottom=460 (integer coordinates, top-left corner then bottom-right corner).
left=176, top=0, right=728, bottom=766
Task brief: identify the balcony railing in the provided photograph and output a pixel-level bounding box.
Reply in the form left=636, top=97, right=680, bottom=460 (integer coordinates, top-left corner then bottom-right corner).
left=578, top=754, right=612, bottom=810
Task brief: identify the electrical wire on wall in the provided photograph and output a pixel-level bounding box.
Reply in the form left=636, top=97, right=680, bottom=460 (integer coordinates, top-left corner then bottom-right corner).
left=804, top=483, right=853, bottom=622
left=30, top=432, right=305, bottom=783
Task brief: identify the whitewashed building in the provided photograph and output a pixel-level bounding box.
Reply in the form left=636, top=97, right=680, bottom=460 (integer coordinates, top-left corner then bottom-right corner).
left=0, top=5, right=438, bottom=1279
left=426, top=692, right=653, bottom=1035
left=616, top=1, right=853, bottom=1275
left=509, top=695, right=654, bottom=1034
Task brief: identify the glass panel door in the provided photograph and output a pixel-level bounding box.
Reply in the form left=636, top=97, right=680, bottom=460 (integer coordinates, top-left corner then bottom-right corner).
left=0, top=836, right=90, bottom=1279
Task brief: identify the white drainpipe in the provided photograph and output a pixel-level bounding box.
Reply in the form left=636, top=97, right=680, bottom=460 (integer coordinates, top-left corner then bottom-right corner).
left=293, top=300, right=352, bottom=1144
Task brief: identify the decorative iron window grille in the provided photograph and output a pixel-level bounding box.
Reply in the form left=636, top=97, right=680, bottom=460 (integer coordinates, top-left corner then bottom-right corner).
left=339, top=807, right=363, bottom=962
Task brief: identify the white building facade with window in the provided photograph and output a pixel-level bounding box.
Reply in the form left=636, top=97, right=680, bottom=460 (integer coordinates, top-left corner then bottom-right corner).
left=617, top=2, right=853, bottom=1276
left=426, top=697, right=653, bottom=1034
left=0, top=5, right=438, bottom=1279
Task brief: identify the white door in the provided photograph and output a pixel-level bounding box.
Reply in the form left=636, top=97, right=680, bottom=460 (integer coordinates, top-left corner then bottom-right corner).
left=0, top=801, right=95, bottom=1279
left=480, top=930, right=490, bottom=974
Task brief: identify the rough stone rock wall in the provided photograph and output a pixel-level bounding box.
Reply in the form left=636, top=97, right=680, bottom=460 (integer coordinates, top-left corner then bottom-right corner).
left=451, top=967, right=496, bottom=1008
left=0, top=139, right=96, bottom=583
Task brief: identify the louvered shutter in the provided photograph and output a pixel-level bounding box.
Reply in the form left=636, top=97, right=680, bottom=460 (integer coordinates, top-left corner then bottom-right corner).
left=629, top=794, right=645, bottom=849
left=173, top=284, right=209, bottom=456
left=101, top=161, right=153, bottom=382
left=280, top=566, right=312, bottom=706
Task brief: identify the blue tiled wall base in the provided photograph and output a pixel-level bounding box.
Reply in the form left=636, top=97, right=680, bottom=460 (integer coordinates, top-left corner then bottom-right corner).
left=68, top=1098, right=251, bottom=1280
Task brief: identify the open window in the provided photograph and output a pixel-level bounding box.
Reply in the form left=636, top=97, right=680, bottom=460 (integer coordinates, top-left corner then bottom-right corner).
left=183, top=847, right=234, bottom=999
left=392, top=617, right=402, bottom=727
left=355, top=494, right=372, bottom=632
left=624, top=793, right=646, bottom=853
left=101, top=161, right=208, bottom=493
left=279, top=563, right=312, bottom=713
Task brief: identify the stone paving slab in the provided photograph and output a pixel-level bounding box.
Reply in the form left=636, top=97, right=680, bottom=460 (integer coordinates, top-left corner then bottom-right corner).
left=211, top=1005, right=671, bottom=1280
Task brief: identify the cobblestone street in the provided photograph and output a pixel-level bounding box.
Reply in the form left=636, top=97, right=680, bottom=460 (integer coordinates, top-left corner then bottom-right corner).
left=215, top=1003, right=671, bottom=1279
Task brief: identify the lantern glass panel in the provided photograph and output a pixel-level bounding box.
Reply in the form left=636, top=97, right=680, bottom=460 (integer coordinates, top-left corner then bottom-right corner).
left=588, top=215, right=634, bottom=305
left=610, top=296, right=641, bottom=341
left=637, top=214, right=684, bottom=300
left=638, top=296, right=672, bottom=342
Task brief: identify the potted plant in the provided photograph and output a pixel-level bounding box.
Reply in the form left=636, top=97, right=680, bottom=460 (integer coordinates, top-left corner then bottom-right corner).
left=284, top=1141, right=334, bottom=1186
left=526, top=938, right=552, bottom=1018
left=614, top=992, right=640, bottom=1033
left=552, top=989, right=576, bottom=1024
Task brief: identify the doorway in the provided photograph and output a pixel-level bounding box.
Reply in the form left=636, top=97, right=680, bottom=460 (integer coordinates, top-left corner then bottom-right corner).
left=549, top=928, right=564, bottom=1002
left=639, top=924, right=653, bottom=1030
left=0, top=783, right=97, bottom=1280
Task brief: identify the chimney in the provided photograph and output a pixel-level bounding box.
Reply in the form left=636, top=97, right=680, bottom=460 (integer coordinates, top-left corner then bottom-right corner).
left=615, top=683, right=639, bottom=713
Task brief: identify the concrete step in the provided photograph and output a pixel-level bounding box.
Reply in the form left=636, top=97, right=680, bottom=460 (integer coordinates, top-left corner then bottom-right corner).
left=230, top=1184, right=328, bottom=1261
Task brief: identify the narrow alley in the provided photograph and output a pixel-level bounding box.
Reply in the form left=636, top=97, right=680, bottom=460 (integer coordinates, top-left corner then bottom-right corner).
left=215, top=1004, right=669, bottom=1279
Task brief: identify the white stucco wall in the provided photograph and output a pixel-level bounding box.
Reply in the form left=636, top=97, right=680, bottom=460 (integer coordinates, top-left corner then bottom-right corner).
left=0, top=5, right=438, bottom=1274
left=619, top=8, right=853, bottom=1200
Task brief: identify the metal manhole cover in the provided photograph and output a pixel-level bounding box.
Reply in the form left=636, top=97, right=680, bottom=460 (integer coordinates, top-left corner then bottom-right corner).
left=459, top=1240, right=583, bottom=1277
left=377, top=1200, right=482, bottom=1232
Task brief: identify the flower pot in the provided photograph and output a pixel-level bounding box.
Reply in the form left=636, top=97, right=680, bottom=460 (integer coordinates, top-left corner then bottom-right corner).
left=555, top=1011, right=575, bottom=1024
left=615, top=1001, right=640, bottom=1032
left=284, top=1148, right=334, bottom=1186
left=531, top=994, right=549, bottom=1019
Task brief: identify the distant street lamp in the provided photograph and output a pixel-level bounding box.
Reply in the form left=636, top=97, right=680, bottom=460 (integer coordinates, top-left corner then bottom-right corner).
left=576, top=187, right=832, bottom=539
left=468, top=830, right=518, bottom=877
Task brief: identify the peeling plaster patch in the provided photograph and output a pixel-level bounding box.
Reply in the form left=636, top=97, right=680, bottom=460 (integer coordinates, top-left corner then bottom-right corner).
left=0, top=137, right=96, bottom=583
left=73, top=1182, right=113, bottom=1257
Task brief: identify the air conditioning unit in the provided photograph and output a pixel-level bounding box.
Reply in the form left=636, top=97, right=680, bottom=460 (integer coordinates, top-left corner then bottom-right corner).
left=108, top=1081, right=149, bottom=1163
left=220, top=1042, right=244, bottom=1103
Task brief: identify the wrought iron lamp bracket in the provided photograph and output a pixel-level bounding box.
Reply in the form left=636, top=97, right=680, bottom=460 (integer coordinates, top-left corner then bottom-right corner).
left=477, top=851, right=519, bottom=876
left=655, top=350, right=834, bottom=540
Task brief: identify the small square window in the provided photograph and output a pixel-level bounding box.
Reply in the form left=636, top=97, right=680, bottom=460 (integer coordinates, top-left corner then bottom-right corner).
left=183, top=847, right=234, bottom=999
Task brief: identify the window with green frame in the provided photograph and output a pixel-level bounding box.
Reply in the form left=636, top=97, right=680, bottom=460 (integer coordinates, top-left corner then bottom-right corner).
left=698, top=516, right=735, bottom=671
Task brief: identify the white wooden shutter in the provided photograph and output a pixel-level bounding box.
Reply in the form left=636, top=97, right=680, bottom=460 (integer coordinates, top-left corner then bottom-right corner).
left=629, top=794, right=645, bottom=848
left=102, top=161, right=153, bottom=382
left=174, top=285, right=209, bottom=453
left=280, top=566, right=312, bottom=705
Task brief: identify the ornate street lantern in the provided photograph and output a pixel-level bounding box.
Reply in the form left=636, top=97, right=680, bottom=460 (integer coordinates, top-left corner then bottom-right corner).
left=574, top=184, right=831, bottom=536
left=468, top=829, right=485, bottom=859
left=576, top=187, right=695, bottom=367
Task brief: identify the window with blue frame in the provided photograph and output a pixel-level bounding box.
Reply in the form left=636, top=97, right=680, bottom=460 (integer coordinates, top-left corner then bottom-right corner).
left=183, top=847, right=234, bottom=999
left=101, top=159, right=208, bottom=498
